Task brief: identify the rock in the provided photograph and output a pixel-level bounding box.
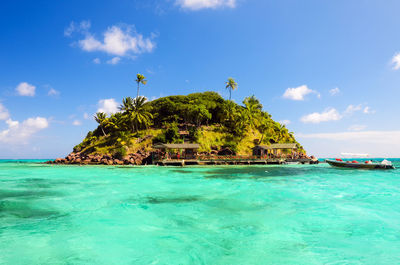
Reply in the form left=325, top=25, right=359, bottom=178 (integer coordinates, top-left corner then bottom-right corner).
left=113, top=159, right=123, bottom=165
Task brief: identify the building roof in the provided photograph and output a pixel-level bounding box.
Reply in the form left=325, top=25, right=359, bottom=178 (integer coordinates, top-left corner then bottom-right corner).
left=153, top=143, right=200, bottom=149
left=178, top=131, right=189, bottom=135
left=254, top=143, right=297, bottom=150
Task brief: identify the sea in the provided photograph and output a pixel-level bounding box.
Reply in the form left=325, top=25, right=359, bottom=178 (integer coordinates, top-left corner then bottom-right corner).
left=0, top=159, right=400, bottom=265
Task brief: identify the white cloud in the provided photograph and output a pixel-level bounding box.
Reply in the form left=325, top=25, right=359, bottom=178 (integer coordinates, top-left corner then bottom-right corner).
left=64, top=20, right=91, bottom=37
left=97, top=98, right=118, bottom=114
left=72, top=120, right=82, bottom=126
left=176, top=0, right=236, bottom=10
left=300, top=108, right=342, bottom=124
left=16, top=82, right=36, bottom=97
left=279, top=120, right=291, bottom=125
left=283, top=85, right=319, bottom=101
left=0, top=103, right=9, bottom=120
left=363, top=106, right=375, bottom=114
left=329, top=87, right=340, bottom=96
left=73, top=23, right=155, bottom=57
left=344, top=104, right=362, bottom=115
left=348, top=124, right=367, bottom=131
left=0, top=117, right=49, bottom=144
left=83, top=113, right=90, bottom=120
left=107, top=57, right=121, bottom=65
left=93, top=58, right=101, bottom=64
left=392, top=52, right=400, bottom=70
left=48, top=88, right=60, bottom=96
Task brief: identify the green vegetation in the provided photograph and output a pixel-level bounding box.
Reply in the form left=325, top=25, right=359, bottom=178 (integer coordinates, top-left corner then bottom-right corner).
left=72, top=74, right=305, bottom=157
left=74, top=95, right=304, bottom=157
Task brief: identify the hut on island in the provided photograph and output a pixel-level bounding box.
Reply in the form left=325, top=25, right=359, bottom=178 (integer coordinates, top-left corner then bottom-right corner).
left=252, top=143, right=298, bottom=158
left=153, top=143, right=200, bottom=160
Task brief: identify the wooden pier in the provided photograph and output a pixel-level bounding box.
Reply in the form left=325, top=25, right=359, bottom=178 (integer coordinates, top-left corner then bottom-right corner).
left=154, top=158, right=318, bottom=166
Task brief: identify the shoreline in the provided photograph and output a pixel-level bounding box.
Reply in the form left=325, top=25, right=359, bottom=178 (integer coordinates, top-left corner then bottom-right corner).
left=46, top=152, right=319, bottom=166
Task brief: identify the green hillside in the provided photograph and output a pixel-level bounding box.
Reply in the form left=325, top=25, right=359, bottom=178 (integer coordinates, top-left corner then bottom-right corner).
left=72, top=91, right=305, bottom=158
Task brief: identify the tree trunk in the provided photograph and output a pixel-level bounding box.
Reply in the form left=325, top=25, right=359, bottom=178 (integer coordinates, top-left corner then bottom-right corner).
left=229, top=89, right=231, bottom=100
left=137, top=83, right=140, bottom=99
left=259, top=133, right=264, bottom=145
left=101, top=126, right=106, bottom=136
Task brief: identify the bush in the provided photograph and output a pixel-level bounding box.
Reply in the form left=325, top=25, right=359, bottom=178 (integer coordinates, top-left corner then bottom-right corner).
left=114, top=147, right=127, bottom=159
left=153, top=133, right=166, bottom=144
left=164, top=122, right=180, bottom=143
left=188, top=127, right=199, bottom=141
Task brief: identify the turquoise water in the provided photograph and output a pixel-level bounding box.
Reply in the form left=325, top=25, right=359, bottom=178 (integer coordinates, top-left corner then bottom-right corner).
left=1, top=160, right=400, bottom=264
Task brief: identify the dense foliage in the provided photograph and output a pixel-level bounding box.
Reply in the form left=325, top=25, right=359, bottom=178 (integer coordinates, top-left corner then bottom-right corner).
left=74, top=91, right=303, bottom=156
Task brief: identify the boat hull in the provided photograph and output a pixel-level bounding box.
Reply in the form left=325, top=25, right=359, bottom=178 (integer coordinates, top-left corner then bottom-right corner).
left=326, top=160, right=395, bottom=169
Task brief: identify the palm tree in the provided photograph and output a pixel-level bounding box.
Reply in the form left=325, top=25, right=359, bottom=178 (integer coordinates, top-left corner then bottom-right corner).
left=225, top=77, right=237, bottom=101
left=107, top=112, right=126, bottom=131
left=94, top=112, right=107, bottom=136
left=257, top=120, right=269, bottom=144
left=119, top=97, right=135, bottom=132
left=120, top=96, right=153, bottom=132
left=135, top=73, right=147, bottom=98
left=131, top=96, right=153, bottom=131
left=243, top=96, right=262, bottom=128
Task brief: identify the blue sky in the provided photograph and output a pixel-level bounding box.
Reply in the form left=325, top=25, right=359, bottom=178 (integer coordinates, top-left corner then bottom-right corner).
left=1, top=0, right=400, bottom=158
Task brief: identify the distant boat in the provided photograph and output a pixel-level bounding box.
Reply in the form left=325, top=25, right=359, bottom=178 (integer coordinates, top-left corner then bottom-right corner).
left=326, top=159, right=395, bottom=169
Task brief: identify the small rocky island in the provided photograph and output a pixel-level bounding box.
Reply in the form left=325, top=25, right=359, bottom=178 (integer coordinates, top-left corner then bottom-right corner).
left=48, top=78, right=314, bottom=166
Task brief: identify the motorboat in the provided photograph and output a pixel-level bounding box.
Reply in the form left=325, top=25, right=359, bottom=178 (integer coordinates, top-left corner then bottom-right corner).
left=326, top=158, right=395, bottom=169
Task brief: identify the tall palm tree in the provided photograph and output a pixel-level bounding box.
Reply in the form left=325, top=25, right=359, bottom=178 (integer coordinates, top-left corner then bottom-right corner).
left=135, top=73, right=147, bottom=98
left=94, top=112, right=107, bottom=136
left=225, top=77, right=237, bottom=101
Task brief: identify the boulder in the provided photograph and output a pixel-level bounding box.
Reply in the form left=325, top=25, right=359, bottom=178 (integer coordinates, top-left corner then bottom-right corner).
left=55, top=158, right=64, bottom=163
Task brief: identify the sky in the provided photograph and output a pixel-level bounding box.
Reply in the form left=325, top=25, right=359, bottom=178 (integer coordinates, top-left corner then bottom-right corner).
left=1, top=0, right=400, bottom=158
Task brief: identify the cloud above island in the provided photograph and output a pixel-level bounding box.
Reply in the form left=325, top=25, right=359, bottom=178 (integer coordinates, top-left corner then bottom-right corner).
left=66, top=21, right=156, bottom=59
left=301, top=108, right=341, bottom=123
left=0, top=103, right=10, bottom=120
left=391, top=52, right=400, bottom=70
left=283, top=85, right=320, bottom=101
left=16, top=82, right=36, bottom=97
left=0, top=117, right=49, bottom=144
left=301, top=104, right=374, bottom=124
left=329, top=87, right=340, bottom=96
left=97, top=98, right=119, bottom=114
left=176, top=0, right=236, bottom=10
left=107, top=57, right=121, bottom=65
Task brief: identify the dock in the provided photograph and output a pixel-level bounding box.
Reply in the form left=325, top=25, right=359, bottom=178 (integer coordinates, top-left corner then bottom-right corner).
left=154, top=158, right=318, bottom=166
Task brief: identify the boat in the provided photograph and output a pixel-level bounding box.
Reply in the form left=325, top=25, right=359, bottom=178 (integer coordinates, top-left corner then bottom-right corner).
left=326, top=158, right=395, bottom=169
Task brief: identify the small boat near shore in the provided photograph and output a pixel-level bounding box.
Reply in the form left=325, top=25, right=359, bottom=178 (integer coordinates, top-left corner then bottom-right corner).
left=326, top=159, right=395, bottom=169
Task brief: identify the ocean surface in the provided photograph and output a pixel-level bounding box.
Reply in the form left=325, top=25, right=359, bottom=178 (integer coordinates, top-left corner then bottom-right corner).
left=1, top=159, right=400, bottom=265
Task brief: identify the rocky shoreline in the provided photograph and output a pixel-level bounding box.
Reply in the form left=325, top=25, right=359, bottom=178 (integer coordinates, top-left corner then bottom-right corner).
left=46, top=150, right=152, bottom=166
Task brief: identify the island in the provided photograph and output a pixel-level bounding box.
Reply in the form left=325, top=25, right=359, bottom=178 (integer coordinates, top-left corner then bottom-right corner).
left=48, top=77, right=317, bottom=166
